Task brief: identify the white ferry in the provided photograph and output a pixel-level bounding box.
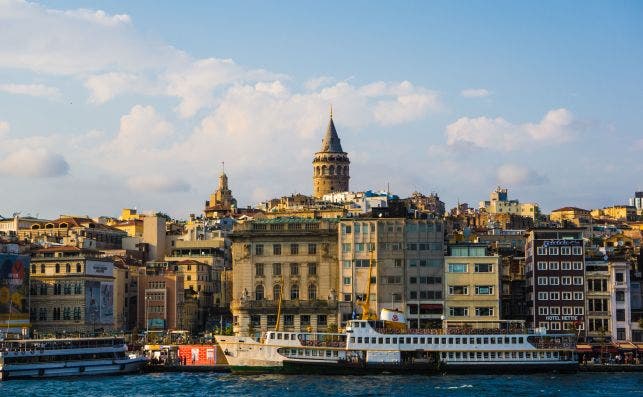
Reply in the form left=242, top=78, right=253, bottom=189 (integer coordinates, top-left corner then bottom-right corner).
left=216, top=310, right=578, bottom=374
left=0, top=336, right=147, bottom=380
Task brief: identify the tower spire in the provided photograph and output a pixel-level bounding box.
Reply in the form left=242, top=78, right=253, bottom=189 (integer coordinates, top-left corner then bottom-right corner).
left=330, top=104, right=333, bottom=119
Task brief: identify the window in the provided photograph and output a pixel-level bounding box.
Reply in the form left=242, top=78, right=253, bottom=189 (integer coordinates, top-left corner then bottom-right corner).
left=290, top=284, right=299, bottom=300
left=449, top=307, right=468, bottom=316
left=394, top=259, right=402, bottom=267
left=475, top=307, right=494, bottom=317
left=617, top=328, right=626, bottom=341
left=475, top=286, right=494, bottom=295
left=449, top=286, right=469, bottom=295
left=289, top=244, right=299, bottom=255
left=549, top=277, right=559, bottom=285
left=616, top=291, right=625, bottom=302
left=55, top=263, right=60, bottom=273
left=561, top=261, right=571, bottom=270
left=267, top=315, right=277, bottom=326
left=549, top=292, right=560, bottom=300
left=308, top=244, right=317, bottom=255
left=448, top=263, right=467, bottom=273
left=616, top=309, right=625, bottom=321
left=255, top=285, right=264, bottom=300
left=562, top=276, right=572, bottom=285
left=538, top=307, right=549, bottom=315
left=344, top=294, right=351, bottom=302
left=561, top=247, right=571, bottom=255
left=549, top=247, right=559, bottom=255
left=300, top=315, right=311, bottom=326
left=255, top=244, right=264, bottom=256
left=550, top=306, right=560, bottom=315
left=572, top=261, right=582, bottom=270
left=76, top=263, right=81, bottom=273
left=538, top=277, right=548, bottom=285
left=273, top=244, right=281, bottom=255
left=562, top=307, right=572, bottom=315
left=474, top=263, right=493, bottom=273
left=308, top=284, right=317, bottom=300
left=550, top=322, right=561, bottom=330
left=255, top=263, right=264, bottom=276
left=615, top=272, right=624, bottom=283
left=273, top=263, right=282, bottom=276
left=291, top=263, right=299, bottom=275
left=40, top=264, right=45, bottom=273
left=284, top=314, right=294, bottom=326
left=343, top=277, right=351, bottom=285
left=573, top=292, right=583, bottom=300
left=562, top=292, right=572, bottom=300
left=273, top=284, right=281, bottom=300
left=537, top=261, right=547, bottom=271
left=408, top=259, right=417, bottom=267
left=538, top=292, right=548, bottom=300
left=65, top=263, right=71, bottom=273
left=549, top=261, right=559, bottom=270
left=573, top=276, right=583, bottom=285
left=308, top=263, right=317, bottom=276
left=356, top=243, right=365, bottom=252
left=572, top=246, right=582, bottom=255
left=574, top=306, right=584, bottom=315
left=318, top=315, right=327, bottom=326
left=38, top=308, right=47, bottom=321
left=342, top=243, right=351, bottom=253
left=537, top=246, right=546, bottom=255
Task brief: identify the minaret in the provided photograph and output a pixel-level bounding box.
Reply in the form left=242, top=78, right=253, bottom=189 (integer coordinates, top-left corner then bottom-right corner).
left=312, top=109, right=350, bottom=199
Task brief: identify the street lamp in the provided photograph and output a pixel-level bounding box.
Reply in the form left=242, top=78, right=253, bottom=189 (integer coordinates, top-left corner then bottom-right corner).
left=145, top=295, right=151, bottom=343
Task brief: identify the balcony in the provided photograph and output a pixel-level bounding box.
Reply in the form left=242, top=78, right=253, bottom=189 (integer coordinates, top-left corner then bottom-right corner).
left=231, top=299, right=338, bottom=313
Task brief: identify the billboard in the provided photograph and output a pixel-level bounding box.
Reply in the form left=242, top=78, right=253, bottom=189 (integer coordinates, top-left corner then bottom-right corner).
left=85, top=281, right=114, bottom=325
left=0, top=254, right=30, bottom=329
left=85, top=260, right=113, bottom=277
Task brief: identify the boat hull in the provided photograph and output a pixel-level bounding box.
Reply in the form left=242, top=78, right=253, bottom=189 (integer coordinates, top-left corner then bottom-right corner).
left=444, top=361, right=578, bottom=374
left=0, top=357, right=147, bottom=381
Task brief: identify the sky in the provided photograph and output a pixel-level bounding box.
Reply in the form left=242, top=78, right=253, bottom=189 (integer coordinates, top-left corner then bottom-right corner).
left=0, top=0, right=642, bottom=219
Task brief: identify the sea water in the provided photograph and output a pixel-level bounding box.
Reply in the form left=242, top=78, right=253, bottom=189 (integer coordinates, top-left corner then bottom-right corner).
left=1, top=372, right=641, bottom=396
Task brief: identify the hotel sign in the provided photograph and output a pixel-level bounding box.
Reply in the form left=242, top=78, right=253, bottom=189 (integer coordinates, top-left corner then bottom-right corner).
left=542, top=240, right=581, bottom=248
left=85, top=260, right=114, bottom=277
left=545, top=315, right=579, bottom=321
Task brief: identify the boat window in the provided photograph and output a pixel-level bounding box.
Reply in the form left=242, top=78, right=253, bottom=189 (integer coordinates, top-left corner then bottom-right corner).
left=285, top=334, right=290, bottom=340
left=442, top=353, right=447, bottom=359
left=519, top=352, right=524, bottom=358
left=333, top=351, right=338, bottom=357
left=511, top=352, right=517, bottom=358
left=511, top=337, right=517, bottom=344
left=490, top=352, right=496, bottom=359
left=406, top=337, right=411, bottom=344
left=326, top=350, right=332, bottom=357
left=518, top=337, right=524, bottom=344
left=312, top=350, right=318, bottom=356
left=483, top=338, right=488, bottom=344
left=305, top=349, right=311, bottom=356
left=427, top=337, right=432, bottom=344
left=399, top=338, right=404, bottom=344
left=546, top=352, right=552, bottom=358
left=350, top=337, right=355, bottom=343
left=553, top=352, right=558, bottom=358
left=469, top=338, right=475, bottom=344
left=269, top=333, right=274, bottom=339
left=476, top=352, right=482, bottom=359
left=476, top=338, right=482, bottom=344
left=277, top=333, right=282, bottom=339
left=504, top=337, right=510, bottom=344
left=483, top=352, right=489, bottom=359
left=448, top=338, right=453, bottom=344
left=392, top=338, right=397, bottom=344
left=455, top=338, right=460, bottom=345
left=455, top=352, right=461, bottom=359
left=469, top=352, right=474, bottom=359
left=420, top=337, right=425, bottom=344
left=449, top=352, right=454, bottom=359
left=413, top=337, right=418, bottom=344
left=490, top=338, right=495, bottom=344
left=434, top=338, right=439, bottom=345
left=371, top=337, right=376, bottom=344
left=441, top=338, right=447, bottom=344
left=385, top=338, right=390, bottom=344
left=357, top=337, right=362, bottom=344
left=378, top=338, right=383, bottom=344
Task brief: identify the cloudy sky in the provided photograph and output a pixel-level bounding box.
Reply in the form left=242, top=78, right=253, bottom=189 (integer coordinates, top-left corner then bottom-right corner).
left=0, top=0, right=642, bottom=219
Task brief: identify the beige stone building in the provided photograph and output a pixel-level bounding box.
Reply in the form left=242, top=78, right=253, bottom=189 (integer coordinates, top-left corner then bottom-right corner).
left=18, top=216, right=127, bottom=250
left=478, top=187, right=539, bottom=220
left=137, top=262, right=185, bottom=331
left=444, top=244, right=501, bottom=324
left=312, top=112, right=350, bottom=198
left=337, top=218, right=445, bottom=328
left=549, top=207, right=592, bottom=226
left=29, top=246, right=116, bottom=334
left=204, top=171, right=237, bottom=219
left=230, top=218, right=339, bottom=336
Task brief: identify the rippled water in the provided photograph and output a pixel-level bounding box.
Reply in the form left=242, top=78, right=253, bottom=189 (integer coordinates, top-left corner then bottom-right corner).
left=1, top=372, right=642, bottom=396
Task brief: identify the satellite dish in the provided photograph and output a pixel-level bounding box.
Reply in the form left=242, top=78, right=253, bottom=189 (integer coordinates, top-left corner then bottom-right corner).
left=603, top=255, right=608, bottom=261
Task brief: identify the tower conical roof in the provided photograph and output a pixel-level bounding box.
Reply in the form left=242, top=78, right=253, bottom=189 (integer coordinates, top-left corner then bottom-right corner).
left=320, top=114, right=344, bottom=153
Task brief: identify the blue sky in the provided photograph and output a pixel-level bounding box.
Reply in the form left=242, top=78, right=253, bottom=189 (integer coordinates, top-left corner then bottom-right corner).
left=1, top=0, right=642, bottom=219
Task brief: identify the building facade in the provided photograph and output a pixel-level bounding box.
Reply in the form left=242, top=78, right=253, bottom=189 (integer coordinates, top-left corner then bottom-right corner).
left=525, top=228, right=586, bottom=334
left=444, top=244, right=501, bottom=324
left=29, top=246, right=116, bottom=334
left=312, top=112, right=350, bottom=198
left=231, top=218, right=339, bottom=336
left=479, top=187, right=539, bottom=220
left=137, top=262, right=185, bottom=331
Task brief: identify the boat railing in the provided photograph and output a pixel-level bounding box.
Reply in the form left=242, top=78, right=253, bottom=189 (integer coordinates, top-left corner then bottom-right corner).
left=0, top=338, right=125, bottom=353
left=372, top=327, right=530, bottom=335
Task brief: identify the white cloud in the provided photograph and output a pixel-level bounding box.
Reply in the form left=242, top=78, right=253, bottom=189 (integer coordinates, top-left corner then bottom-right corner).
left=59, top=8, right=131, bottom=27
left=127, top=175, right=190, bottom=193
left=461, top=88, right=491, bottom=98
left=496, top=164, right=547, bottom=186
left=304, top=76, right=335, bottom=91
left=0, top=147, right=69, bottom=177
left=112, top=105, right=173, bottom=149
left=0, top=83, right=61, bottom=100
left=446, top=108, right=576, bottom=151
left=84, top=72, right=143, bottom=104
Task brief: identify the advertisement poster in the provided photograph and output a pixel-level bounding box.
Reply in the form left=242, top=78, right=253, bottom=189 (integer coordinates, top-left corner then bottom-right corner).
left=99, top=282, right=114, bottom=324
left=85, top=281, right=100, bottom=325
left=0, top=254, right=30, bottom=328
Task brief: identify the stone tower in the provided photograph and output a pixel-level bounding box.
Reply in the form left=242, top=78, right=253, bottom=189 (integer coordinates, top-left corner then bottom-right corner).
left=313, top=111, right=350, bottom=198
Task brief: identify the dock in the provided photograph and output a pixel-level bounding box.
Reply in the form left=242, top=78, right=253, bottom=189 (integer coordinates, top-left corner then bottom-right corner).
left=579, top=364, right=643, bottom=372
left=143, top=364, right=231, bottom=373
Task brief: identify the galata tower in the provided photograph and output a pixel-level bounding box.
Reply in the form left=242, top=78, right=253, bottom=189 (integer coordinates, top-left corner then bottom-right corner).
left=312, top=110, right=350, bottom=198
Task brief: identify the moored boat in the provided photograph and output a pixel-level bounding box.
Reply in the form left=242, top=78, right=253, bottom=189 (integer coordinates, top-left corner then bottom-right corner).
left=0, top=336, right=147, bottom=380
left=216, top=310, right=578, bottom=374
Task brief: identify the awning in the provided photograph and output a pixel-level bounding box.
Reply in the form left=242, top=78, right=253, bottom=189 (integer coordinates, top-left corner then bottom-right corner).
left=616, top=342, right=638, bottom=351
left=635, top=343, right=643, bottom=351
left=420, top=304, right=443, bottom=310
left=576, top=344, right=592, bottom=352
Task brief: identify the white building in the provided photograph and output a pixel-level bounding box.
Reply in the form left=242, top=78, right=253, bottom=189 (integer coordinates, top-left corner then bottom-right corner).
left=609, top=261, right=632, bottom=341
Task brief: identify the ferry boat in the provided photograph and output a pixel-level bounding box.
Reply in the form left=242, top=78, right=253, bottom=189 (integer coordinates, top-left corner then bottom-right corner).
left=0, top=336, right=148, bottom=380
left=216, top=309, right=578, bottom=374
